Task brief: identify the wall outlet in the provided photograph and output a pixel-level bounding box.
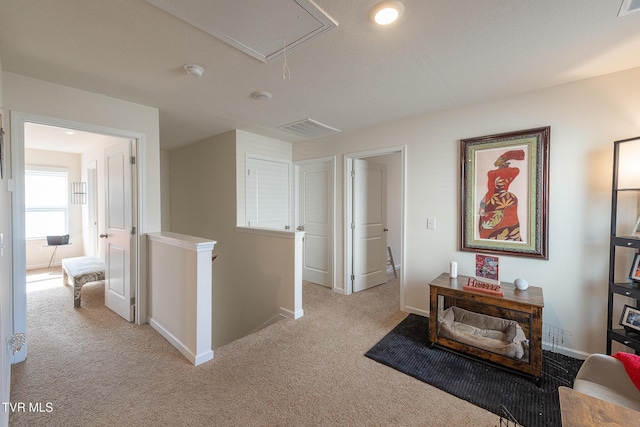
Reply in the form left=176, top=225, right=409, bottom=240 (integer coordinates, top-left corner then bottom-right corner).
left=36, top=246, right=42, bottom=253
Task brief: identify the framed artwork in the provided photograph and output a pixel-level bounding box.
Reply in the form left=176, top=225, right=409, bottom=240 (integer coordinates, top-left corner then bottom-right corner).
left=629, top=253, right=640, bottom=282
left=620, top=304, right=640, bottom=333
left=460, top=127, right=550, bottom=259
left=475, top=253, right=499, bottom=283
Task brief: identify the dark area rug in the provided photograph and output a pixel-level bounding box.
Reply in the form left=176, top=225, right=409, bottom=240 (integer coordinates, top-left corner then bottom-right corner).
left=365, top=314, right=583, bottom=427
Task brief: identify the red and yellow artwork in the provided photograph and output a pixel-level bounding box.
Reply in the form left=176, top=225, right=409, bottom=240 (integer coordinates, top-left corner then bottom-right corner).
left=478, top=149, right=526, bottom=241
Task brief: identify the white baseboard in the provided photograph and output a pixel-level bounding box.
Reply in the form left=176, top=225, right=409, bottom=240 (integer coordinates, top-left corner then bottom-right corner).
left=27, top=263, right=59, bottom=270
left=280, top=307, right=304, bottom=319
left=252, top=314, right=286, bottom=333
left=149, top=318, right=214, bottom=366
left=402, top=304, right=429, bottom=318
left=542, top=342, right=589, bottom=360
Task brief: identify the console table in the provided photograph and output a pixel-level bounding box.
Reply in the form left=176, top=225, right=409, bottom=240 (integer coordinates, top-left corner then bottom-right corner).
left=429, top=272, right=544, bottom=379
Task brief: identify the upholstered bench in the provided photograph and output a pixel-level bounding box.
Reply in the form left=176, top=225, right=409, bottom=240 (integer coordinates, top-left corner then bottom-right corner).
left=61, top=256, right=105, bottom=308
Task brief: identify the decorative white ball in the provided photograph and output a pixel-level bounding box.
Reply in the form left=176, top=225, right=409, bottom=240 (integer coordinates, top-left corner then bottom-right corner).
left=514, top=278, right=529, bottom=290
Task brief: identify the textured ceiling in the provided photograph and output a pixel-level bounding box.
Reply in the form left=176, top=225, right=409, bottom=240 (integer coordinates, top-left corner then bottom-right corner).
left=2, top=0, right=640, bottom=151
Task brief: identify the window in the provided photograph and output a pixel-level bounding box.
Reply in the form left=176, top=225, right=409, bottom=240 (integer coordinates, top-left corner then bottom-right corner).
left=25, top=167, right=69, bottom=239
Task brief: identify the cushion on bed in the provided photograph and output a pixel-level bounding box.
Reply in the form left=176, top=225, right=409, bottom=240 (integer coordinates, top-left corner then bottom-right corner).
left=437, top=306, right=528, bottom=360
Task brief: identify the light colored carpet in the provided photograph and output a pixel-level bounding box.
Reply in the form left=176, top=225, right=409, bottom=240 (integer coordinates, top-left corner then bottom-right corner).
left=10, top=276, right=499, bottom=426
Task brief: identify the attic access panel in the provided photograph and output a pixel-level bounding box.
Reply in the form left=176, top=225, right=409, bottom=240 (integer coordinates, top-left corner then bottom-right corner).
left=146, top=0, right=337, bottom=63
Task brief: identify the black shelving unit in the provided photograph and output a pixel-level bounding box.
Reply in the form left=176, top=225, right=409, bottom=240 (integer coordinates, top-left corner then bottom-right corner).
left=607, top=136, right=640, bottom=354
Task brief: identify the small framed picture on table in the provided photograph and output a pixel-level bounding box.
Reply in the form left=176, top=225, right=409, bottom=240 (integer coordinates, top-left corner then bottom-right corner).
left=475, top=254, right=499, bottom=284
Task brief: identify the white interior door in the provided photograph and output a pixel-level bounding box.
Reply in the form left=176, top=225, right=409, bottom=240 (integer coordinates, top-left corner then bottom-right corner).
left=103, top=141, right=134, bottom=321
left=352, top=159, right=387, bottom=292
left=298, top=160, right=333, bottom=287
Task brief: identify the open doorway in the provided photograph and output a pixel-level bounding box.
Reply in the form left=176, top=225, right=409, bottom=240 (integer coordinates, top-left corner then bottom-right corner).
left=11, top=112, right=140, bottom=363
left=344, top=147, right=405, bottom=300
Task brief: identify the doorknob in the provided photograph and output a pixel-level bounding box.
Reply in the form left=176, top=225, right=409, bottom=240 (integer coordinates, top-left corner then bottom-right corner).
left=383, top=228, right=389, bottom=232
left=297, top=226, right=305, bottom=231
left=99, top=233, right=108, bottom=238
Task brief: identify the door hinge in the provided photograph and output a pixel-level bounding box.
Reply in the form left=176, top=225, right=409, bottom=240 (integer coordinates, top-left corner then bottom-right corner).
left=351, top=223, right=355, bottom=230
left=130, top=156, right=136, bottom=165
left=351, top=169, right=355, bottom=177
left=351, top=274, right=355, bottom=282
left=131, top=226, right=136, bottom=235
left=130, top=297, right=136, bottom=305
left=247, top=169, right=251, bottom=176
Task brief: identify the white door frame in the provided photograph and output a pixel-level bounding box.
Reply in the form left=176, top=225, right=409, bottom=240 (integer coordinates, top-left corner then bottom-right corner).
left=10, top=111, right=144, bottom=363
left=344, top=146, right=406, bottom=305
left=87, top=160, right=99, bottom=257
left=294, top=156, right=337, bottom=292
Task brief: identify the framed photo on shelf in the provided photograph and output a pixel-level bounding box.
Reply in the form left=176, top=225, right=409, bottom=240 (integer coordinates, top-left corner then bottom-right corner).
left=620, top=304, right=640, bottom=333
left=460, top=127, right=550, bottom=259
left=629, top=253, right=640, bottom=282
left=632, top=217, right=640, bottom=238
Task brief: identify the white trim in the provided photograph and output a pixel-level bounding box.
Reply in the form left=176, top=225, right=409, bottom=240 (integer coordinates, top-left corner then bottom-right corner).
left=343, top=146, right=407, bottom=310
left=10, top=111, right=146, bottom=363
left=236, top=226, right=304, bottom=239
left=280, top=306, right=304, bottom=320
left=147, top=232, right=217, bottom=252
left=10, top=111, right=27, bottom=363
left=404, top=305, right=429, bottom=318
left=251, top=314, right=287, bottom=333
left=149, top=318, right=214, bottom=366
left=541, top=343, right=589, bottom=361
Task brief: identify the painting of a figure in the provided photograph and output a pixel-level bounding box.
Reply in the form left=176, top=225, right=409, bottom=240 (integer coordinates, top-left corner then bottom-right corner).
left=460, top=127, right=550, bottom=259
left=478, top=149, right=527, bottom=241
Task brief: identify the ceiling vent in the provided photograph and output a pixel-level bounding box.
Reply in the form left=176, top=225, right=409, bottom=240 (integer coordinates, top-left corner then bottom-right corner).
left=146, top=0, right=337, bottom=63
left=278, top=118, right=341, bottom=138
left=618, top=0, right=640, bottom=16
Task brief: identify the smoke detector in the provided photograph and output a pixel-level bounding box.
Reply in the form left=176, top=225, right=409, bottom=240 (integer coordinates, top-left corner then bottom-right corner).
left=184, top=64, right=204, bottom=77
left=251, top=90, right=272, bottom=100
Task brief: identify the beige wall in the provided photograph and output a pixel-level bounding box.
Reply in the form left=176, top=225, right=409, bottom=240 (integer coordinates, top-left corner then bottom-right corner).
left=170, top=130, right=301, bottom=348
left=25, top=149, right=84, bottom=268
left=170, top=131, right=240, bottom=348
left=293, top=66, right=640, bottom=356
left=160, top=150, right=171, bottom=231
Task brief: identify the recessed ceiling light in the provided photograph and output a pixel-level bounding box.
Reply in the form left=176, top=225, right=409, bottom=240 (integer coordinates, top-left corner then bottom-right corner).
left=184, top=64, right=204, bottom=77
left=370, top=0, right=404, bottom=25
left=251, top=90, right=272, bottom=100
